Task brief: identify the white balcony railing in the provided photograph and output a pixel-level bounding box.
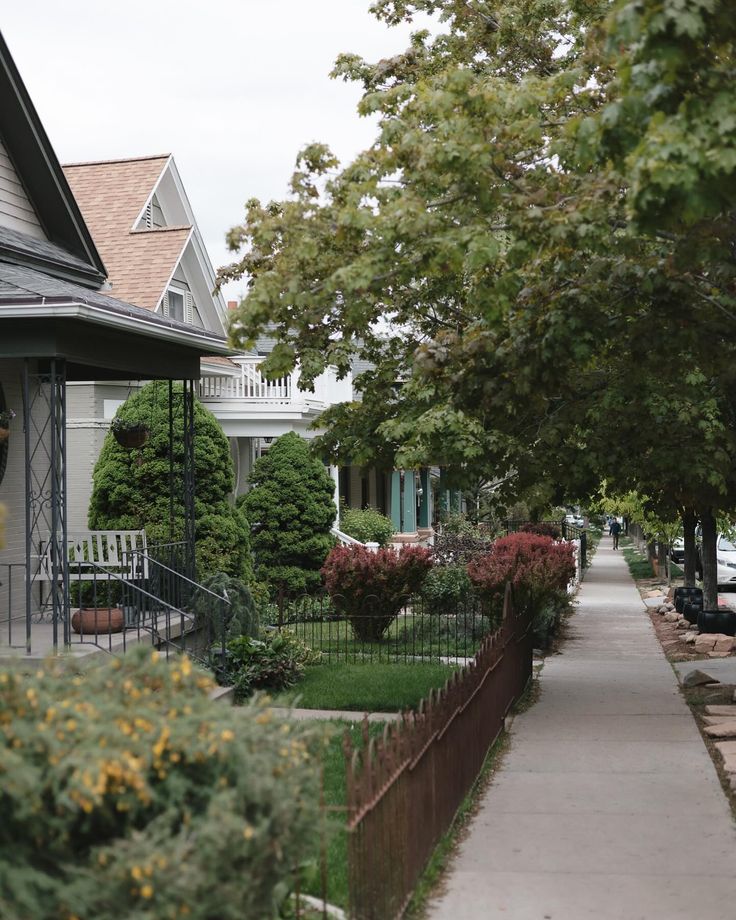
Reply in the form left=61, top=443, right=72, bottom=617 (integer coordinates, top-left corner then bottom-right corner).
left=199, top=357, right=293, bottom=402
left=198, top=356, right=353, bottom=408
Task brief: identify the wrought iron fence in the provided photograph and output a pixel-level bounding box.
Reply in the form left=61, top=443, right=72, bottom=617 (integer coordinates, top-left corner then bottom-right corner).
left=268, top=592, right=497, bottom=664
left=343, top=583, right=532, bottom=919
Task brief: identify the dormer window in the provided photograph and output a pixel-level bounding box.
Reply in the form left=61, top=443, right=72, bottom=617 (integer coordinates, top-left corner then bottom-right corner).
left=163, top=285, right=194, bottom=324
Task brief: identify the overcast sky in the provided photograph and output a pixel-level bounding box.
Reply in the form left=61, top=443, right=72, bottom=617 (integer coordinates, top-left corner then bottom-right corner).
left=3, top=1, right=425, bottom=300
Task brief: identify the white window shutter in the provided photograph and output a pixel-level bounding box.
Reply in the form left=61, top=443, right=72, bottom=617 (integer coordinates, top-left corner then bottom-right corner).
left=162, top=291, right=170, bottom=316
left=184, top=292, right=194, bottom=325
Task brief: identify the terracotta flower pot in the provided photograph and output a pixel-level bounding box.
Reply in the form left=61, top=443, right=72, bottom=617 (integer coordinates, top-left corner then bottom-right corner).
left=0, top=427, right=9, bottom=442
left=71, top=607, right=125, bottom=635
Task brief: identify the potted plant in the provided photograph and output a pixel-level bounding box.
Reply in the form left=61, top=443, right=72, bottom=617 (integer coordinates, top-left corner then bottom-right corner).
left=0, top=408, right=16, bottom=442
left=69, top=578, right=125, bottom=635
left=111, top=416, right=149, bottom=449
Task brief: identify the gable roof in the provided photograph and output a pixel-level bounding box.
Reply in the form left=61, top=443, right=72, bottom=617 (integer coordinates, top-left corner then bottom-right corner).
left=0, top=31, right=105, bottom=285
left=63, top=155, right=190, bottom=310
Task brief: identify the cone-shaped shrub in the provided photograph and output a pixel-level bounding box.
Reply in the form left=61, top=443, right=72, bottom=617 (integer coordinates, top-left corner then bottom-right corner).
left=88, top=382, right=251, bottom=581
left=240, top=432, right=335, bottom=596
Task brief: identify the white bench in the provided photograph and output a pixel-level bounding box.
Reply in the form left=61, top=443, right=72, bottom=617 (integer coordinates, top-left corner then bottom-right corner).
left=38, top=531, right=148, bottom=582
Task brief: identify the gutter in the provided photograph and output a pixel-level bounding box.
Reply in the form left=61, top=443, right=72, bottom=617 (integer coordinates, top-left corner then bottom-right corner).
left=0, top=299, right=235, bottom=355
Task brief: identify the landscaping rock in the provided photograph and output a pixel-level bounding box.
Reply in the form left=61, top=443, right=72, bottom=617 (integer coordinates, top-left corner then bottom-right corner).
left=694, top=635, right=717, bottom=654
left=664, top=611, right=680, bottom=623
left=682, top=669, right=720, bottom=688
left=665, top=602, right=675, bottom=612
left=713, top=635, right=736, bottom=653
left=704, top=721, right=736, bottom=739
left=708, top=652, right=732, bottom=659
left=645, top=589, right=664, bottom=598
left=705, top=705, right=736, bottom=716
left=714, top=741, right=736, bottom=773
left=682, top=631, right=698, bottom=644
left=676, top=619, right=689, bottom=630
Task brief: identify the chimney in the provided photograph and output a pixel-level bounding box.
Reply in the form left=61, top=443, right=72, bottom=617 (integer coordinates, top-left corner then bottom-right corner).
left=227, top=300, right=238, bottom=311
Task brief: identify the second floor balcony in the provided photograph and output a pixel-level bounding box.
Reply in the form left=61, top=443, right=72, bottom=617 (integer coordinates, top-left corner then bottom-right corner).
left=197, top=355, right=353, bottom=438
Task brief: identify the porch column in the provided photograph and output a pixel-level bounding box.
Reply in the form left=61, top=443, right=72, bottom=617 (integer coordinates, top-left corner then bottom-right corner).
left=330, top=465, right=340, bottom=526
left=390, top=470, right=402, bottom=531
left=450, top=489, right=462, bottom=515
left=403, top=470, right=417, bottom=533
left=418, top=468, right=431, bottom=529
left=182, top=379, right=196, bottom=581
left=438, top=468, right=450, bottom=521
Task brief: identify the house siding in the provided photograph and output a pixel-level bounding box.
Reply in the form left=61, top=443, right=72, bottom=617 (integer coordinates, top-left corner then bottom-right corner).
left=0, top=137, right=45, bottom=239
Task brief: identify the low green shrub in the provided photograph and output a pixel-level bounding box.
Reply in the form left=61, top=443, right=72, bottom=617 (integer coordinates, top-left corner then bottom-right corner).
left=194, top=572, right=259, bottom=640
left=0, top=648, right=320, bottom=920
left=339, top=507, right=394, bottom=546
left=226, top=630, right=321, bottom=700
left=532, top=591, right=570, bottom=648
left=421, top=564, right=474, bottom=615
left=397, top=611, right=492, bottom=647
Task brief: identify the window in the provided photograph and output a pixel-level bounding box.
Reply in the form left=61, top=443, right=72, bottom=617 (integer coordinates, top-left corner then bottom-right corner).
left=167, top=290, right=185, bottom=322
left=163, top=287, right=194, bottom=324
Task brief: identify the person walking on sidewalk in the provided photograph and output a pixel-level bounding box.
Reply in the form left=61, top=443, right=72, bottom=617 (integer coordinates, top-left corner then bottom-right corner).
left=610, top=518, right=622, bottom=549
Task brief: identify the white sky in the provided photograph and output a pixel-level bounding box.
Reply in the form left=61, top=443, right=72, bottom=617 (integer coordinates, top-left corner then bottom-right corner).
left=2, top=0, right=426, bottom=301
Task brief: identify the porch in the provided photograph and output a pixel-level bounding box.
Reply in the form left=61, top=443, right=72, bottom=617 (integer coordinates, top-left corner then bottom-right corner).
left=0, top=288, right=234, bottom=662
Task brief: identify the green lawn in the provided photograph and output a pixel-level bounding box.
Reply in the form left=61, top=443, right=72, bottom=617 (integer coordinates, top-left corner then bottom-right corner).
left=621, top=544, right=655, bottom=579
left=284, top=612, right=491, bottom=661
left=273, top=661, right=457, bottom=712
left=300, top=720, right=386, bottom=910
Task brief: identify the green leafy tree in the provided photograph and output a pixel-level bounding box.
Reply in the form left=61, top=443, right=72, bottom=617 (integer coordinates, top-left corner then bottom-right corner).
left=239, top=432, right=336, bottom=595
left=88, top=382, right=251, bottom=581
left=220, top=1, right=736, bottom=604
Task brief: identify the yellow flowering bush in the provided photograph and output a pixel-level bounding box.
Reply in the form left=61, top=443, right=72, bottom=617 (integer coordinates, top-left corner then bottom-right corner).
left=0, top=647, right=320, bottom=919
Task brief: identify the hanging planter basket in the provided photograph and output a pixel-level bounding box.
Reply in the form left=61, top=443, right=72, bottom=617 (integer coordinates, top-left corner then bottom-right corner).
left=112, top=423, right=150, bottom=449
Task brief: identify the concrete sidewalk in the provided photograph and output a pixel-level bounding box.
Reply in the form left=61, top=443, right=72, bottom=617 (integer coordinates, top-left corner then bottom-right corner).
left=428, top=537, right=736, bottom=920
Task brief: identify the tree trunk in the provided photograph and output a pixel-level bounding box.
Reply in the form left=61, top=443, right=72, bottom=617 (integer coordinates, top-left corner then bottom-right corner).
left=700, top=508, right=718, bottom=610
left=658, top=540, right=668, bottom=582
left=682, top=508, right=697, bottom=587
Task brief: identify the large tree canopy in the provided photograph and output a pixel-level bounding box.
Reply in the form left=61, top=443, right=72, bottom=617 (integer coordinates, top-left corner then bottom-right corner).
left=221, top=0, right=736, bottom=599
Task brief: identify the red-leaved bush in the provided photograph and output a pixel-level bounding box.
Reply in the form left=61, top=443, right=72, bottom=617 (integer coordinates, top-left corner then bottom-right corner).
left=468, top=532, right=575, bottom=618
left=321, top=544, right=433, bottom=641
left=518, top=522, right=562, bottom=540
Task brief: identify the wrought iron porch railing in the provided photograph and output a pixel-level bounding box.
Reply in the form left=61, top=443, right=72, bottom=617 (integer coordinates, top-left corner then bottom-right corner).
left=66, top=552, right=231, bottom=667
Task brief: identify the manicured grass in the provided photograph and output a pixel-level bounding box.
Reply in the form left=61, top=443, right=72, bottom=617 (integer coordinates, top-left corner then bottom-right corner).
left=287, top=612, right=490, bottom=660
left=273, top=661, right=457, bottom=712
left=621, top=544, right=655, bottom=579
left=301, top=720, right=385, bottom=910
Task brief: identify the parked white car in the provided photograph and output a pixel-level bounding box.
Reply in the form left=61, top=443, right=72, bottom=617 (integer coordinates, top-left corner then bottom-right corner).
left=717, top=534, right=736, bottom=588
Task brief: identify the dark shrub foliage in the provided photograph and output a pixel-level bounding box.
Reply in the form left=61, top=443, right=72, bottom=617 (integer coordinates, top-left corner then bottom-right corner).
left=519, top=522, right=562, bottom=540
left=240, top=433, right=335, bottom=596
left=321, top=544, right=433, bottom=641
left=468, top=532, right=575, bottom=622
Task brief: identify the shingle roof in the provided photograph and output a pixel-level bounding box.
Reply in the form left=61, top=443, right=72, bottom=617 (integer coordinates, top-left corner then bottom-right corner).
left=0, top=260, right=229, bottom=349
left=62, top=156, right=191, bottom=310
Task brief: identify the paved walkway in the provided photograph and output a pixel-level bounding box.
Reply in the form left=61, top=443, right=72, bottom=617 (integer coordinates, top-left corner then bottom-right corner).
left=428, top=537, right=736, bottom=919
